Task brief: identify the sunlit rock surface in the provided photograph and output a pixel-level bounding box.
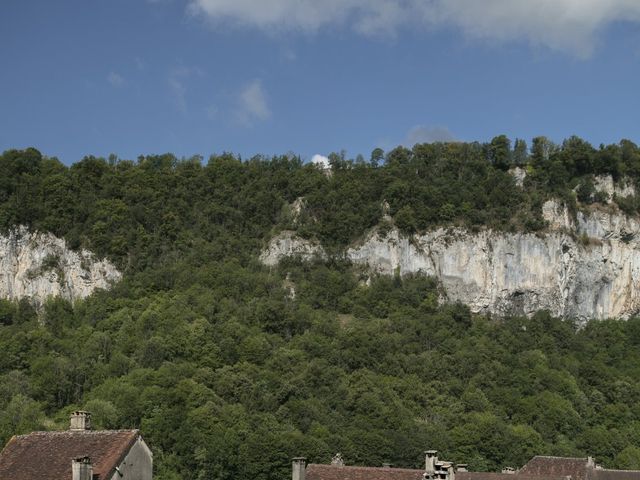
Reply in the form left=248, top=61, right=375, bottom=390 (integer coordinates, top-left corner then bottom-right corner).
left=0, top=226, right=121, bottom=306
left=260, top=230, right=326, bottom=266
left=262, top=201, right=640, bottom=321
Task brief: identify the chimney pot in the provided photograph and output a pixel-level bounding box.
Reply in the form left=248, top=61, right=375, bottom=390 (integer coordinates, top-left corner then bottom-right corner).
left=70, top=411, right=92, bottom=431
left=292, top=457, right=306, bottom=480
left=425, top=450, right=438, bottom=474
left=448, top=464, right=456, bottom=480
left=72, top=456, right=93, bottom=480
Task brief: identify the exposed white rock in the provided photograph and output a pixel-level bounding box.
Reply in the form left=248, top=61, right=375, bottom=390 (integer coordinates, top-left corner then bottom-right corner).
left=260, top=230, right=326, bottom=266
left=346, top=227, right=639, bottom=321
left=542, top=199, right=573, bottom=231
left=593, top=175, right=636, bottom=202
left=509, top=167, right=527, bottom=187
left=0, top=226, right=121, bottom=306
left=291, top=197, right=305, bottom=222
left=261, top=201, right=640, bottom=321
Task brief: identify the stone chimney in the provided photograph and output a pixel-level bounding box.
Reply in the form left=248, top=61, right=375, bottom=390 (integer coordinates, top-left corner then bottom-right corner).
left=425, top=450, right=438, bottom=474
left=587, top=457, right=595, bottom=468
left=331, top=453, right=344, bottom=467
left=70, top=411, right=92, bottom=431
left=383, top=463, right=392, bottom=469
left=447, top=463, right=456, bottom=480
left=72, top=456, right=93, bottom=480
left=457, top=464, right=468, bottom=472
left=292, top=457, right=306, bottom=480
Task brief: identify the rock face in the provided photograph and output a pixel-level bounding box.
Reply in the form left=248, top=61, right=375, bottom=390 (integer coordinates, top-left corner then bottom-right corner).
left=0, top=227, right=121, bottom=306
left=509, top=167, right=527, bottom=187
left=260, top=230, right=326, bottom=266
left=261, top=202, right=640, bottom=321
left=594, top=175, right=636, bottom=201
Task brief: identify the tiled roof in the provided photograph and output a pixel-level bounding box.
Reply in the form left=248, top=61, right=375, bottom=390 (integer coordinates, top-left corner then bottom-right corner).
left=305, top=466, right=572, bottom=480
left=306, top=464, right=425, bottom=480
left=519, top=456, right=590, bottom=480
left=519, top=455, right=640, bottom=480
left=459, top=472, right=569, bottom=480
left=0, top=429, right=139, bottom=480
left=592, top=470, right=640, bottom=480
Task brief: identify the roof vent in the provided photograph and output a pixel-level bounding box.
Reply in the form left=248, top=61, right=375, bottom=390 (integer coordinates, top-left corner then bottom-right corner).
left=70, top=411, right=92, bottom=431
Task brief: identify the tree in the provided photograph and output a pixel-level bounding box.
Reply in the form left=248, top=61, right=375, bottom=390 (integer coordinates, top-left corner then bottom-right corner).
left=370, top=148, right=384, bottom=167
left=488, top=135, right=512, bottom=170
left=531, top=136, right=555, bottom=167
left=513, top=139, right=528, bottom=166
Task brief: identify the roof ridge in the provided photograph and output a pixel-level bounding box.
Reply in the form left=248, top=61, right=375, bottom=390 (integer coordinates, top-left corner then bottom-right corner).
left=597, top=469, right=640, bottom=473
left=15, top=429, right=139, bottom=438
left=532, top=456, right=587, bottom=461
left=307, top=464, right=423, bottom=472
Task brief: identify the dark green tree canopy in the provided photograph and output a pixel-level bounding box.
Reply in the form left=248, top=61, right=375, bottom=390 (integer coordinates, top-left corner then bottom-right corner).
left=1, top=137, right=640, bottom=479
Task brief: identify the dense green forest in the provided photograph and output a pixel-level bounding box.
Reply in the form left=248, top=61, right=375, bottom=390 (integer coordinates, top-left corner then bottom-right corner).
left=3, top=136, right=640, bottom=478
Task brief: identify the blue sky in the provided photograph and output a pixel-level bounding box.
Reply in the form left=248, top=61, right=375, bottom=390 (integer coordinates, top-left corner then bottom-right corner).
left=2, top=0, right=640, bottom=164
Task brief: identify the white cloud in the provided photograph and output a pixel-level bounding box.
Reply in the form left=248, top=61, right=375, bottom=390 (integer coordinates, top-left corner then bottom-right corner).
left=405, top=125, right=456, bottom=146
left=186, top=0, right=640, bottom=57
left=187, top=0, right=404, bottom=35
left=234, top=79, right=271, bottom=125
left=107, top=71, right=125, bottom=87
left=311, top=154, right=331, bottom=168
left=423, top=0, right=640, bottom=58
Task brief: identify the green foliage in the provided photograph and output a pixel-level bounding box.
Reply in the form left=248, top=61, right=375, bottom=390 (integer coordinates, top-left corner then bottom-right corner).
left=1, top=138, right=640, bottom=478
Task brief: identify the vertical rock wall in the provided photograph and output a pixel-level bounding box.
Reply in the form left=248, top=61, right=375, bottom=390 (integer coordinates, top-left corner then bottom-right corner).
left=0, top=227, right=121, bottom=306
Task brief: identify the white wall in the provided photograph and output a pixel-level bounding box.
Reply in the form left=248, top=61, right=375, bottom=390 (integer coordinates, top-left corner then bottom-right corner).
left=109, top=437, right=153, bottom=480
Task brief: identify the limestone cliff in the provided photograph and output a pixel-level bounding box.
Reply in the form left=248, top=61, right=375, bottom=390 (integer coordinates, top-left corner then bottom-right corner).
left=261, top=201, right=640, bottom=321
left=0, top=227, right=121, bottom=306
left=260, top=230, right=326, bottom=266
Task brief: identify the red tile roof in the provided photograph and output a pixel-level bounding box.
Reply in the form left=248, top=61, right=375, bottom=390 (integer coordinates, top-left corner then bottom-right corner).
left=305, top=465, right=575, bottom=480
left=519, top=456, right=589, bottom=480
left=460, top=472, right=568, bottom=480
left=306, top=464, right=425, bottom=480
left=519, top=455, right=640, bottom=480
left=0, top=429, right=139, bottom=480
left=592, top=470, right=640, bottom=480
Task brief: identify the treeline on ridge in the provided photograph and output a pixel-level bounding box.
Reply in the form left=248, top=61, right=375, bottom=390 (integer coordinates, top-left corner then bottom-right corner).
left=2, top=136, right=640, bottom=479
left=2, top=135, right=640, bottom=264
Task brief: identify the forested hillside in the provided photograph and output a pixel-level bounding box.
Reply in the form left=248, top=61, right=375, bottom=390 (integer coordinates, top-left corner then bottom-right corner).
left=3, top=137, right=640, bottom=479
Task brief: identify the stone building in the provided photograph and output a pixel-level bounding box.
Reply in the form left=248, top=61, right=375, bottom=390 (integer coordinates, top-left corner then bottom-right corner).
left=0, top=411, right=152, bottom=480
left=292, top=451, right=640, bottom=480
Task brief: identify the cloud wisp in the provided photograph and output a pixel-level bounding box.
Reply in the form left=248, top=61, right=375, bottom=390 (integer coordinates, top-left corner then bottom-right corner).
left=234, top=79, right=271, bottom=126
left=168, top=66, right=203, bottom=113
left=186, top=0, right=640, bottom=57
left=107, top=72, right=125, bottom=87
